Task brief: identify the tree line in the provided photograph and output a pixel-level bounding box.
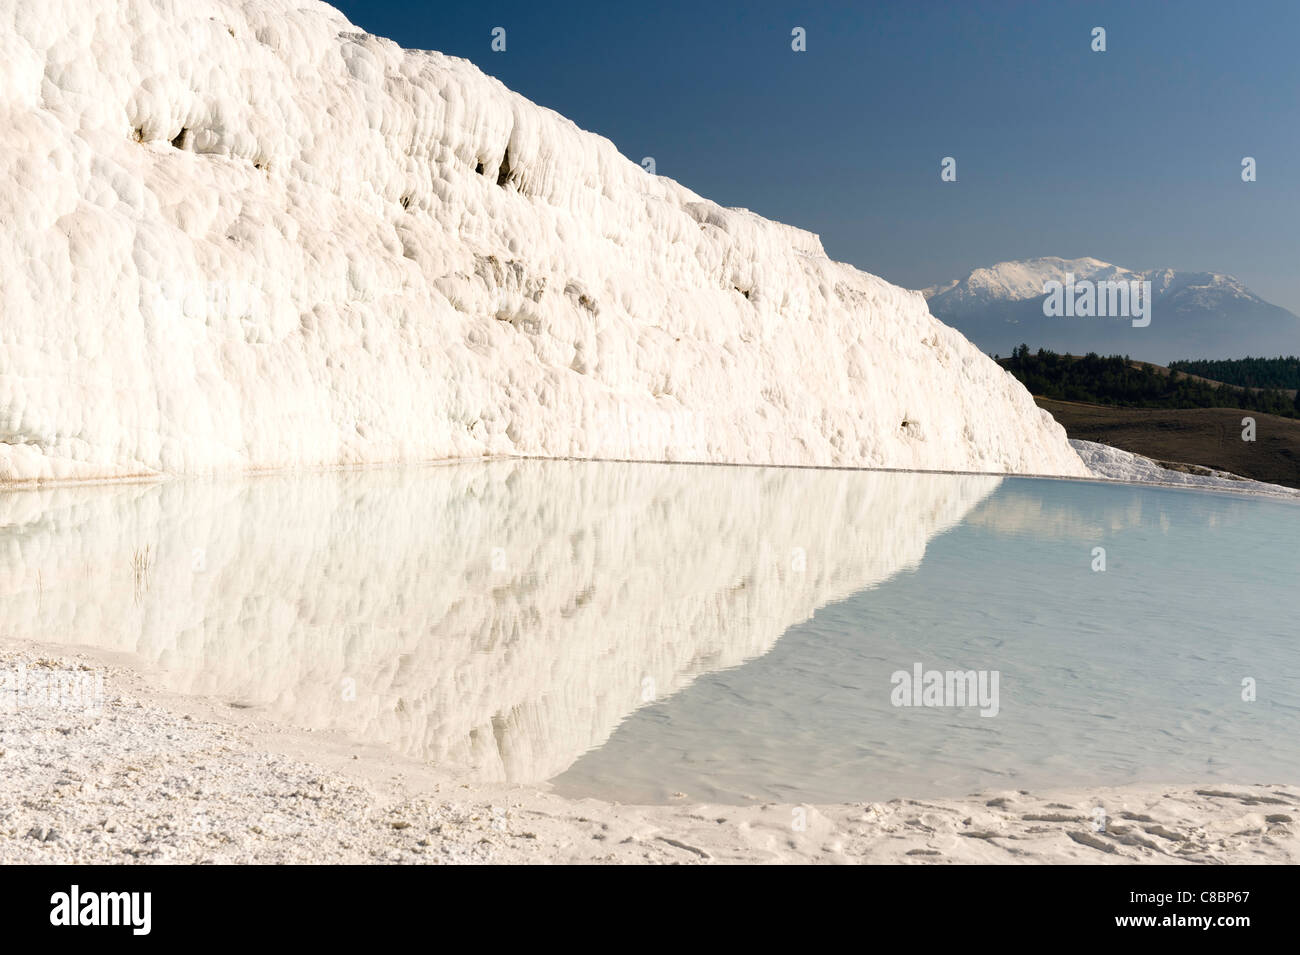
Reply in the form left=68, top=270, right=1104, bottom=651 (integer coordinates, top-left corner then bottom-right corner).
left=1166, top=356, right=1300, bottom=391
left=997, top=346, right=1299, bottom=418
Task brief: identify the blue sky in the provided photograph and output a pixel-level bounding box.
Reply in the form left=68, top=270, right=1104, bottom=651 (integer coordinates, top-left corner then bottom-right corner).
left=332, top=0, right=1300, bottom=313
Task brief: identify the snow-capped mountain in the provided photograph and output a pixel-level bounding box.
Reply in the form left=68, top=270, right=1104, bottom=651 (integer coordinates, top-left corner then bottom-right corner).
left=0, top=0, right=1087, bottom=483
left=923, top=258, right=1300, bottom=362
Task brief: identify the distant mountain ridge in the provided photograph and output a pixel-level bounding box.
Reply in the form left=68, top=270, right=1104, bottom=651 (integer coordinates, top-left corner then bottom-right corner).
left=922, top=257, right=1300, bottom=363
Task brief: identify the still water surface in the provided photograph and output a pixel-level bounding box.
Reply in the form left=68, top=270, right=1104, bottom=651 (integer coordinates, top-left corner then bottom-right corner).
left=1, top=462, right=1295, bottom=803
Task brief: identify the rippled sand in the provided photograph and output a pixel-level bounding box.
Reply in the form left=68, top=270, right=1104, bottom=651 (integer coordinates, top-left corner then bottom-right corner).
left=3, top=643, right=1295, bottom=864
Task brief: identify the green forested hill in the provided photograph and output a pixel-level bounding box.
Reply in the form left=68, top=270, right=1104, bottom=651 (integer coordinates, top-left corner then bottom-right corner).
left=999, top=346, right=1299, bottom=418
left=1167, top=357, right=1300, bottom=391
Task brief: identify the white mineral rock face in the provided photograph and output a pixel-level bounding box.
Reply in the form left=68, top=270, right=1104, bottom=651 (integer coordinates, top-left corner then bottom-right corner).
left=0, top=461, right=1000, bottom=781
left=1071, top=439, right=1299, bottom=498
left=0, top=0, right=1087, bottom=482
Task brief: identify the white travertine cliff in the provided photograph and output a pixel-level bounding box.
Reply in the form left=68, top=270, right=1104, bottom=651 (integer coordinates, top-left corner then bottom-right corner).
left=0, top=0, right=1086, bottom=481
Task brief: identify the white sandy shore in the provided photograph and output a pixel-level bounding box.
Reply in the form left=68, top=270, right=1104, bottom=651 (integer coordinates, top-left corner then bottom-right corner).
left=2, top=642, right=1295, bottom=865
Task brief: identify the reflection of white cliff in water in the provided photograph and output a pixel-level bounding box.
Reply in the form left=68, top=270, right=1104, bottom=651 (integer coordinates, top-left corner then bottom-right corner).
left=0, top=462, right=999, bottom=781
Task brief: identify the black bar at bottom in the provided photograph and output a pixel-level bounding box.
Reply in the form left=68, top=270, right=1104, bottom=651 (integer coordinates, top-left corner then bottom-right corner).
left=1, top=863, right=1288, bottom=942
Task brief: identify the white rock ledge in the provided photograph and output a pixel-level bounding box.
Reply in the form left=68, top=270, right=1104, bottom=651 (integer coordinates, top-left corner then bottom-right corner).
left=1072, top=440, right=1300, bottom=499
left=0, top=0, right=1088, bottom=483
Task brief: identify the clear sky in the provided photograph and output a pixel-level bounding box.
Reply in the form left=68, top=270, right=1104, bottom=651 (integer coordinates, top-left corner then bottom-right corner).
left=332, top=0, right=1300, bottom=313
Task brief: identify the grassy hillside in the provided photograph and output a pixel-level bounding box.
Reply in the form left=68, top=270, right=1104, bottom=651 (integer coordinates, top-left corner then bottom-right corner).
left=1036, top=399, right=1300, bottom=489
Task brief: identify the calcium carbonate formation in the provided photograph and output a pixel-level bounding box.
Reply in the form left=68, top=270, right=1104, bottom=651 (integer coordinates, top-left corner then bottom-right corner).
left=0, top=0, right=1088, bottom=482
